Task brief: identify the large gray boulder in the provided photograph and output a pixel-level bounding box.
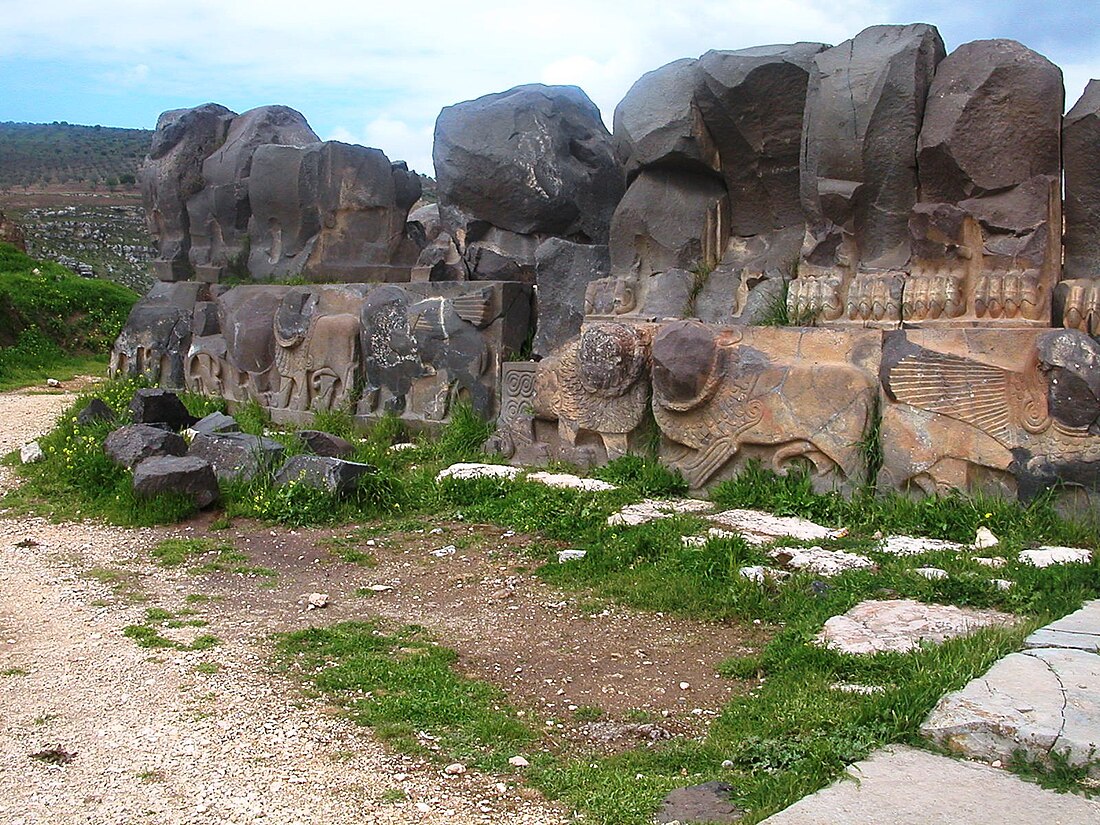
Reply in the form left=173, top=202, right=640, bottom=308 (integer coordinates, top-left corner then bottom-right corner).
left=141, top=103, right=236, bottom=281
left=248, top=141, right=421, bottom=282
left=188, top=431, right=286, bottom=482
left=696, top=43, right=827, bottom=236
left=610, top=168, right=728, bottom=277
left=275, top=454, right=374, bottom=495
left=434, top=84, right=624, bottom=243
left=533, top=239, right=611, bottom=358
left=110, top=281, right=209, bottom=388
left=187, top=105, right=319, bottom=280
left=128, top=388, right=196, bottom=431
left=1064, top=80, right=1100, bottom=280
left=918, top=40, right=1062, bottom=204
left=132, top=456, right=219, bottom=508
left=613, top=58, right=719, bottom=179
left=104, top=425, right=187, bottom=470
left=801, top=24, right=945, bottom=270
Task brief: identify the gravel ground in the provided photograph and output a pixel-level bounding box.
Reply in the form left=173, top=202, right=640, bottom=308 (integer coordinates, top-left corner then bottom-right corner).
left=0, top=388, right=570, bottom=825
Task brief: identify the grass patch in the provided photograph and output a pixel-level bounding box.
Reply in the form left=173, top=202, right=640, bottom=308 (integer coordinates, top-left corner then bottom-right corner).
left=277, top=621, right=534, bottom=772
left=0, top=242, right=137, bottom=390
left=123, top=607, right=220, bottom=652
left=2, top=667, right=29, bottom=677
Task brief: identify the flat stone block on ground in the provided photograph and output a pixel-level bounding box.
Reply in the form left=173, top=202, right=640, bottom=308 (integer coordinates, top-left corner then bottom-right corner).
left=921, top=647, right=1100, bottom=774
left=1025, top=600, right=1100, bottom=652
left=759, top=745, right=1100, bottom=824
left=818, top=599, right=1015, bottom=655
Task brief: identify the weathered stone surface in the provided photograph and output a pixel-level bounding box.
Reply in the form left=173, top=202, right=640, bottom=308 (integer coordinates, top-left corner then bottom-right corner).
left=819, top=599, right=1015, bottom=654
left=248, top=141, right=421, bottom=283
left=132, top=455, right=219, bottom=508
left=142, top=103, right=236, bottom=280
left=19, top=442, right=44, bottom=464
left=652, top=323, right=879, bottom=491
left=905, top=39, right=1063, bottom=328
left=187, top=105, right=319, bottom=280
left=697, top=43, right=826, bottom=235
left=655, top=781, right=741, bottom=825
left=609, top=168, right=728, bottom=279
left=111, top=281, right=209, bottom=387
left=524, top=471, right=617, bottom=492
left=298, top=430, right=355, bottom=459
left=801, top=24, right=944, bottom=273
left=880, top=328, right=1100, bottom=501
left=104, top=424, right=187, bottom=470
left=758, top=745, right=1100, bottom=824
left=876, top=535, right=966, bottom=556
left=770, top=546, right=874, bottom=577
left=707, top=509, right=833, bottom=545
left=922, top=647, right=1100, bottom=775
left=607, top=498, right=713, bottom=527
left=461, top=226, right=540, bottom=283
left=613, top=58, right=719, bottom=178
left=186, top=411, right=239, bottom=437
left=128, top=388, right=196, bottom=431
left=434, top=84, right=624, bottom=243
left=1019, top=546, right=1093, bottom=567
left=533, top=322, right=652, bottom=466
left=75, top=398, right=117, bottom=428
left=181, top=281, right=530, bottom=428
left=1065, top=81, right=1100, bottom=283
left=533, top=239, right=611, bottom=359
left=919, top=40, right=1061, bottom=203
left=1037, top=328, right=1100, bottom=432
left=274, top=454, right=373, bottom=495
left=436, top=463, right=522, bottom=482
left=188, top=431, right=285, bottom=481
left=1024, top=600, right=1100, bottom=650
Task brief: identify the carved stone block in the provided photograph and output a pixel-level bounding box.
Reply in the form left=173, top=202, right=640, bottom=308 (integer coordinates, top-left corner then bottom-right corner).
left=651, top=323, right=880, bottom=492
left=879, top=329, right=1100, bottom=503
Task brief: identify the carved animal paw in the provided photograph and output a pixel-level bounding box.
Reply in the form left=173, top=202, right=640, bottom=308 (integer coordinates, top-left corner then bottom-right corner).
left=786, top=275, right=843, bottom=324
left=846, top=274, right=900, bottom=322
left=901, top=274, right=964, bottom=321
left=1061, top=279, right=1100, bottom=335
left=974, top=269, right=1042, bottom=320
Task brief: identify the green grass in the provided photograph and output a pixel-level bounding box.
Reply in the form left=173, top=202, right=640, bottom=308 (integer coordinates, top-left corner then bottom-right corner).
left=123, top=607, right=220, bottom=652
left=277, top=621, right=535, bottom=772
left=0, top=242, right=137, bottom=390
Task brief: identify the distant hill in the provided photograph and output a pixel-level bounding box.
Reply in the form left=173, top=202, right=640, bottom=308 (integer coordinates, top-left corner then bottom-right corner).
left=0, top=122, right=152, bottom=189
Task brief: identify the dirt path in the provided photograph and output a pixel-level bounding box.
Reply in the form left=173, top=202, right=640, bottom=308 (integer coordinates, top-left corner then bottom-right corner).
left=0, top=386, right=764, bottom=824
left=0, top=388, right=569, bottom=825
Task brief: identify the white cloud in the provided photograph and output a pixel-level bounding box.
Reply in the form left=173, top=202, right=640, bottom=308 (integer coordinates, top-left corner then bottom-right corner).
left=1, top=1, right=1097, bottom=173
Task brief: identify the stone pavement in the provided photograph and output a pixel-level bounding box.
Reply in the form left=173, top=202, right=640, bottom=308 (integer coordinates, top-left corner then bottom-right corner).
left=761, top=600, right=1100, bottom=824
left=759, top=746, right=1100, bottom=824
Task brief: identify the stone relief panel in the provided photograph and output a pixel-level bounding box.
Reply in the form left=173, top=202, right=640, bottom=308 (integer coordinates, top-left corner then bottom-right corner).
left=177, top=282, right=531, bottom=428
left=651, top=323, right=879, bottom=491
left=878, top=329, right=1100, bottom=502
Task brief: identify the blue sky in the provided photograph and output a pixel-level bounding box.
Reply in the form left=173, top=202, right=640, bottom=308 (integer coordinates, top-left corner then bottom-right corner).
left=1, top=1, right=1096, bottom=176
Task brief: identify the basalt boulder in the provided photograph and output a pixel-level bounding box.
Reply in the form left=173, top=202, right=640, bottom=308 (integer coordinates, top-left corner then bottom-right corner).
left=918, top=40, right=1062, bottom=204
left=609, top=168, right=728, bottom=277
left=1064, top=81, right=1100, bottom=280
left=434, top=84, right=624, bottom=243
left=187, top=105, right=319, bottom=280
left=248, top=141, right=421, bottom=282
left=141, top=103, right=236, bottom=281
left=801, top=24, right=945, bottom=270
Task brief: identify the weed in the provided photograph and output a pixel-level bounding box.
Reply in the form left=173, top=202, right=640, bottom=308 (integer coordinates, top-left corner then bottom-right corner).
left=1007, top=747, right=1100, bottom=797
left=123, top=607, right=220, bottom=652
left=380, top=788, right=408, bottom=804
left=194, top=662, right=221, bottom=675
left=2, top=667, right=29, bottom=677
left=151, top=537, right=225, bottom=567
left=573, top=705, right=606, bottom=722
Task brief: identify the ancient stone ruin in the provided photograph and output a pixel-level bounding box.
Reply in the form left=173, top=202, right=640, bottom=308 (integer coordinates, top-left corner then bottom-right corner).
left=112, top=23, right=1100, bottom=507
